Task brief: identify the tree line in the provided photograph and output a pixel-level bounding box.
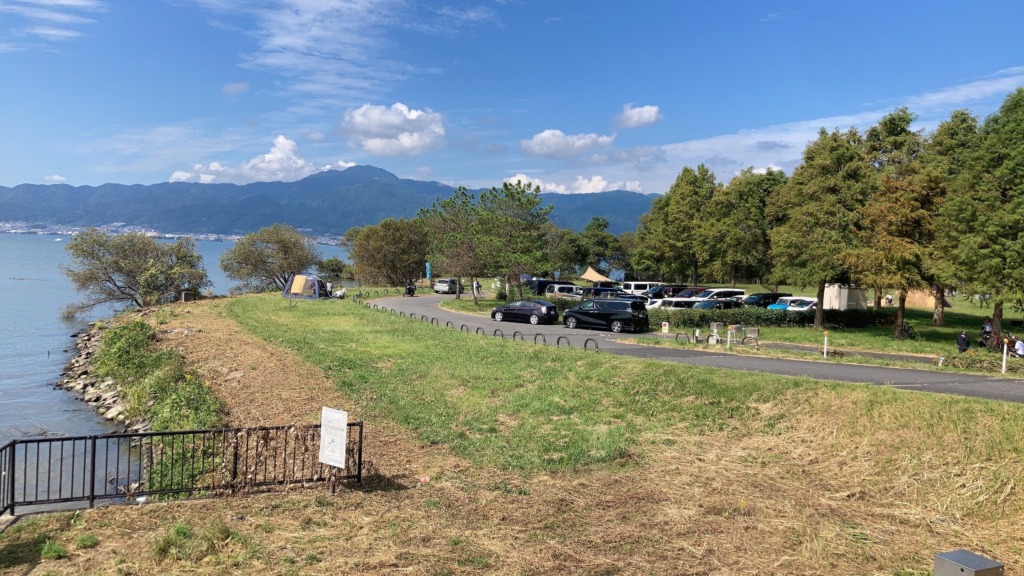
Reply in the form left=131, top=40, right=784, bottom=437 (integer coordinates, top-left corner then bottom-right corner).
left=63, top=88, right=1024, bottom=336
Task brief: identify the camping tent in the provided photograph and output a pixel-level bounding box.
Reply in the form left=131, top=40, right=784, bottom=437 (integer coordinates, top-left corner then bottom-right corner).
left=283, top=274, right=331, bottom=299
left=580, top=266, right=613, bottom=284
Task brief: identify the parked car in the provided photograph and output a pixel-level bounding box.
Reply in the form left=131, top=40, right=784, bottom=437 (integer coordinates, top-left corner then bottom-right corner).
left=647, top=297, right=697, bottom=309
left=563, top=299, right=649, bottom=333
left=544, top=283, right=583, bottom=299
left=675, top=286, right=709, bottom=298
left=490, top=300, right=560, bottom=325
left=530, top=279, right=577, bottom=296
left=643, top=284, right=688, bottom=300
left=621, top=281, right=664, bottom=295
left=686, top=288, right=745, bottom=302
left=692, top=299, right=744, bottom=310
left=581, top=286, right=628, bottom=299
left=433, top=278, right=464, bottom=294
left=767, top=296, right=816, bottom=311
left=786, top=298, right=817, bottom=312
left=741, top=292, right=792, bottom=308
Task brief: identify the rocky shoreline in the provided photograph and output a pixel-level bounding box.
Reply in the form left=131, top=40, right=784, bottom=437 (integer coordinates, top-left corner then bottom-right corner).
left=56, top=324, right=149, bottom=434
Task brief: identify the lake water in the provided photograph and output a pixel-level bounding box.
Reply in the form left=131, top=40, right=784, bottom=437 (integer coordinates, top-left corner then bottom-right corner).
left=0, top=233, right=347, bottom=447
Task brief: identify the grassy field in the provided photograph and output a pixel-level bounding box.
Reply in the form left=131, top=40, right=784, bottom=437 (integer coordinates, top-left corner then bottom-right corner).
left=3, top=294, right=1023, bottom=574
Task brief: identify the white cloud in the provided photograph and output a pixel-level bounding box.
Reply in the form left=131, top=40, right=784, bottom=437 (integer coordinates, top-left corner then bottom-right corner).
left=571, top=175, right=642, bottom=193
left=503, top=173, right=642, bottom=194
left=505, top=173, right=567, bottom=193
left=222, top=82, right=249, bottom=96
left=520, top=129, right=615, bottom=159
left=906, top=68, right=1024, bottom=111
left=1, top=0, right=103, bottom=48
left=615, top=104, right=662, bottom=129
left=42, top=174, right=66, bottom=183
left=169, top=135, right=322, bottom=184
left=342, top=102, right=445, bottom=156
left=25, top=25, right=82, bottom=40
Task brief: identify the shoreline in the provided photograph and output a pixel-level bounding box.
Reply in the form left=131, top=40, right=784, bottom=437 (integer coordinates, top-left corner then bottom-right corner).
left=55, top=323, right=149, bottom=435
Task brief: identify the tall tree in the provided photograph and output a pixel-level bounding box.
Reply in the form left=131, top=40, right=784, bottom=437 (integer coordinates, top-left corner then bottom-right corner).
left=632, top=194, right=678, bottom=281
left=62, top=229, right=210, bottom=315
left=476, top=180, right=553, bottom=299
left=704, top=168, right=786, bottom=286
left=846, top=108, right=928, bottom=336
left=768, top=128, right=872, bottom=328
left=941, top=88, right=1024, bottom=337
left=544, top=224, right=587, bottom=279
left=633, top=165, right=719, bottom=284
left=419, top=187, right=484, bottom=301
left=220, top=224, right=320, bottom=293
left=578, top=216, right=620, bottom=276
left=919, top=109, right=981, bottom=326
left=342, top=219, right=429, bottom=287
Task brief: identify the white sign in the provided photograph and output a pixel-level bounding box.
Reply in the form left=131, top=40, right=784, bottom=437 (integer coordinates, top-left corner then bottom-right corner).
left=319, top=406, right=348, bottom=469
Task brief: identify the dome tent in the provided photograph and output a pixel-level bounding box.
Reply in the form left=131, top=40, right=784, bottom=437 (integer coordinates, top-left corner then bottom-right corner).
left=283, top=273, right=331, bottom=299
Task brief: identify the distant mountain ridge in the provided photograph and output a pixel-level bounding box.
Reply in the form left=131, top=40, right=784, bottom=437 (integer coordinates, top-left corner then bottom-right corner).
left=0, top=166, right=656, bottom=236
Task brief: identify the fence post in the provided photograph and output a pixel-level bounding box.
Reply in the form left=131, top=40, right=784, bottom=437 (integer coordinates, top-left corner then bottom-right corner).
left=356, top=423, right=364, bottom=483
left=87, top=436, right=97, bottom=509
left=6, top=442, right=15, bottom=516
left=230, top=432, right=240, bottom=492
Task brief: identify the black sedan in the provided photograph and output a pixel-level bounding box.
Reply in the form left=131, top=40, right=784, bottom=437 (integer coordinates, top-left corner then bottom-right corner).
left=491, top=300, right=560, bottom=325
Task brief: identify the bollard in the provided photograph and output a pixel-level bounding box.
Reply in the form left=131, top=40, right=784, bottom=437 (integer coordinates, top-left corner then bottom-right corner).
left=823, top=330, right=830, bottom=358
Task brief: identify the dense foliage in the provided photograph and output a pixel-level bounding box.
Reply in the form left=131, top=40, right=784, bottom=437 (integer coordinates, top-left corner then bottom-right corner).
left=61, top=228, right=210, bottom=315
left=341, top=218, right=429, bottom=286
left=220, top=224, right=321, bottom=293
left=94, top=321, right=222, bottom=430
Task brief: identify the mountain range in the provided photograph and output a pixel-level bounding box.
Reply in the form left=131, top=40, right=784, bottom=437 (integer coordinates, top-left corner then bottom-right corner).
left=0, top=166, right=657, bottom=237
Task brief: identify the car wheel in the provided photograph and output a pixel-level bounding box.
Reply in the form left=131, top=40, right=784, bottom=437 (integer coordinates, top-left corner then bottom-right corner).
left=494, top=312, right=503, bottom=322
left=611, top=320, right=624, bottom=333
left=565, top=317, right=578, bottom=329
left=529, top=314, right=540, bottom=325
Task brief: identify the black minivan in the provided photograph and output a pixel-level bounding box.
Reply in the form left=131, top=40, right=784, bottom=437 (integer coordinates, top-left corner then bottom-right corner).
left=563, top=299, right=649, bottom=333
left=741, top=292, right=792, bottom=308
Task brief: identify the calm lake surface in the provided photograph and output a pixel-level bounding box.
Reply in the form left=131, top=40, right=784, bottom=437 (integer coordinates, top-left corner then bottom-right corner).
left=0, top=233, right=346, bottom=447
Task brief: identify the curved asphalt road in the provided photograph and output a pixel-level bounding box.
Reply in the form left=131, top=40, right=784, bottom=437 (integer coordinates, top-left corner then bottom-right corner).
left=372, top=294, right=1024, bottom=404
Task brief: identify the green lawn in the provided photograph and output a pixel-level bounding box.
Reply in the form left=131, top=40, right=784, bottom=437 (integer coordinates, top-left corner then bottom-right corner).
left=226, top=295, right=1024, bottom=496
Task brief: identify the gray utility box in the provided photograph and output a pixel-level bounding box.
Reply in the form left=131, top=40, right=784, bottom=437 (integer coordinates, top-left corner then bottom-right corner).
left=934, top=550, right=1004, bottom=576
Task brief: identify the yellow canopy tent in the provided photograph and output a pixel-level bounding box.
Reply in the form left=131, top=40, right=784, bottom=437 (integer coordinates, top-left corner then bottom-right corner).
left=580, top=266, right=612, bottom=284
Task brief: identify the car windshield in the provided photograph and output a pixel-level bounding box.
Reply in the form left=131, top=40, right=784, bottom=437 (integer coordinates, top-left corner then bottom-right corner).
left=696, top=290, right=715, bottom=298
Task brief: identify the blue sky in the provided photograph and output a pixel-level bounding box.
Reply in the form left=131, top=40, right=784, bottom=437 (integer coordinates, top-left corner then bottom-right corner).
left=2, top=1, right=1022, bottom=194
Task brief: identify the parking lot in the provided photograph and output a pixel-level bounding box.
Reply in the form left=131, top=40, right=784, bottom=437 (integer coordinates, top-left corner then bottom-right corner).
left=377, top=293, right=1024, bottom=404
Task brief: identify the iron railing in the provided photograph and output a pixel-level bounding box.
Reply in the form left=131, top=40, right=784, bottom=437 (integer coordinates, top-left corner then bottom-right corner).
left=0, top=422, right=362, bottom=516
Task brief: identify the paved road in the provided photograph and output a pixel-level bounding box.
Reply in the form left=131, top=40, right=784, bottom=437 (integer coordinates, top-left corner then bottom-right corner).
left=371, top=294, right=1024, bottom=404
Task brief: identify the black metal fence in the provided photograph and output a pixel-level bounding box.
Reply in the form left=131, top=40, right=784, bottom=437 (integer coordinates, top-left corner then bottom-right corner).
left=0, top=422, right=362, bottom=516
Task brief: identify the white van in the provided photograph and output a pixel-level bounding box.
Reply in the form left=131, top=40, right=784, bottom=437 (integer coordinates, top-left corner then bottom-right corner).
left=621, top=281, right=664, bottom=295
left=545, top=284, right=583, bottom=299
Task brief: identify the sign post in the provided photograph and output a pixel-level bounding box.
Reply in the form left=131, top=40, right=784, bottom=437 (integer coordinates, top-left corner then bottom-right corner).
left=319, top=406, right=348, bottom=470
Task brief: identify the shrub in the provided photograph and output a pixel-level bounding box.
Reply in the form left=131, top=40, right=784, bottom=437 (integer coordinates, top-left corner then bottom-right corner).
left=93, top=321, right=159, bottom=381
left=40, top=539, right=67, bottom=560
left=74, top=533, right=100, bottom=549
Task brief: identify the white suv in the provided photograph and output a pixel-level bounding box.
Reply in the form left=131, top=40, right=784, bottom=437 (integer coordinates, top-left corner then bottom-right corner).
left=433, top=278, right=463, bottom=294
left=680, top=288, right=745, bottom=303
